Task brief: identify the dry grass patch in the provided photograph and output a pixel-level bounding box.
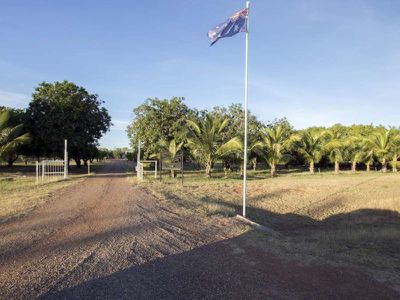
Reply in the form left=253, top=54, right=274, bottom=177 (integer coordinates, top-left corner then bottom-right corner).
left=0, top=175, right=86, bottom=222
left=141, top=171, right=400, bottom=289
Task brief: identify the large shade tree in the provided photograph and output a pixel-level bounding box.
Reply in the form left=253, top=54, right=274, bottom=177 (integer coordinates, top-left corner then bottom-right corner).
left=25, top=81, right=111, bottom=167
left=127, top=97, right=192, bottom=158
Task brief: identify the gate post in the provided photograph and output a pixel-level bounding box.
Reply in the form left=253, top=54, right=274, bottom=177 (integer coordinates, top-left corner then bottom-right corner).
left=36, top=161, right=39, bottom=185
left=64, top=139, right=68, bottom=179
left=42, top=160, right=45, bottom=183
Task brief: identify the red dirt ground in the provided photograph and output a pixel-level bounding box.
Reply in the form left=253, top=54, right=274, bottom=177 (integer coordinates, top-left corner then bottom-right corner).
left=0, top=160, right=398, bottom=299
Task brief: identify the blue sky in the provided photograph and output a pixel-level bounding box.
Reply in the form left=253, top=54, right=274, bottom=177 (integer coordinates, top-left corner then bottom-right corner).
left=1, top=0, right=400, bottom=148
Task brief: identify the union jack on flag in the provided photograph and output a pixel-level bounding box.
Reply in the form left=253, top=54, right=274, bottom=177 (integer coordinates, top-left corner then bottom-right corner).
left=208, top=8, right=248, bottom=46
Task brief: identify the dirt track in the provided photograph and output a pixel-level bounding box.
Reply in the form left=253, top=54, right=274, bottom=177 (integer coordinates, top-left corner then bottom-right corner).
left=0, top=160, right=398, bottom=299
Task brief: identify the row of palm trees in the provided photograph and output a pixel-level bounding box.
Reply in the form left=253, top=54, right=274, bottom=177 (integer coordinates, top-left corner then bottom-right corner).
left=157, top=113, right=400, bottom=177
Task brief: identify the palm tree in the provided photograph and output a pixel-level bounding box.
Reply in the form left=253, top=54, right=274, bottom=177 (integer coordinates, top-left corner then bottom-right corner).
left=361, top=141, right=374, bottom=172
left=293, top=130, right=326, bottom=174
left=389, top=129, right=400, bottom=172
left=346, top=136, right=364, bottom=173
left=218, top=136, right=262, bottom=177
left=0, top=110, right=31, bottom=166
left=324, top=130, right=346, bottom=174
left=156, top=139, right=184, bottom=177
left=186, top=114, right=241, bottom=177
left=258, top=125, right=291, bottom=177
left=366, top=128, right=391, bottom=172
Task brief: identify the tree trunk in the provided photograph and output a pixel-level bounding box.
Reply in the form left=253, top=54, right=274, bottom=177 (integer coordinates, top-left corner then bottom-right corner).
left=224, top=167, right=229, bottom=178
left=393, top=155, right=398, bottom=172
left=74, top=158, right=81, bottom=168
left=351, top=161, right=356, bottom=173
left=223, top=161, right=230, bottom=178
left=7, top=155, right=18, bottom=167
left=334, top=160, right=339, bottom=174
left=270, top=163, right=276, bottom=177
left=382, top=159, right=387, bottom=173
left=252, top=158, right=257, bottom=171
left=366, top=163, right=370, bottom=172
left=309, top=161, right=315, bottom=175
left=83, top=159, right=88, bottom=167
left=170, top=169, right=176, bottom=178
left=205, top=162, right=212, bottom=178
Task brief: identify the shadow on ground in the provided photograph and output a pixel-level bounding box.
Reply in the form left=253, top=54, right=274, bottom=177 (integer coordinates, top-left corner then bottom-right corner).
left=41, top=220, right=399, bottom=300
left=34, top=206, right=399, bottom=299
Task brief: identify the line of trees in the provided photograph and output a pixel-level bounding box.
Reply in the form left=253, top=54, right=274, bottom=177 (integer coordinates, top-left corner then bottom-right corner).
left=127, top=97, right=400, bottom=177
left=0, top=81, right=111, bottom=167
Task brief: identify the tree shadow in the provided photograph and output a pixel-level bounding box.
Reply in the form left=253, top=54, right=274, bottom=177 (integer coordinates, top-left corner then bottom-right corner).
left=40, top=209, right=400, bottom=299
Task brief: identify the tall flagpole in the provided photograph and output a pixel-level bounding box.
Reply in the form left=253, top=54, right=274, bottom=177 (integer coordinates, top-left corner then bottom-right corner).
left=243, top=0, right=250, bottom=217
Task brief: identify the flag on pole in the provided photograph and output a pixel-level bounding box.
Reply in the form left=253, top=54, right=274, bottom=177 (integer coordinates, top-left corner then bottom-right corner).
left=207, top=8, right=248, bottom=46
left=208, top=2, right=251, bottom=217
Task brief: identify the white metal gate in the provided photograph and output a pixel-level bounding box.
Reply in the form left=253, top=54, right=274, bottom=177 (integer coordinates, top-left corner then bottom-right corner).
left=136, top=160, right=158, bottom=181
left=36, top=160, right=67, bottom=184
left=36, top=139, right=68, bottom=184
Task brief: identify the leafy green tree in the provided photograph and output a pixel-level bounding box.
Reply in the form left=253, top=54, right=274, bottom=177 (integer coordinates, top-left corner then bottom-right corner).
left=210, top=104, right=265, bottom=174
left=210, top=104, right=265, bottom=142
left=126, top=152, right=135, bottom=161
left=127, top=97, right=192, bottom=158
left=293, top=129, right=326, bottom=174
left=0, top=109, right=31, bottom=166
left=97, top=148, right=112, bottom=161
left=81, top=144, right=99, bottom=165
left=25, top=81, right=111, bottom=167
left=112, top=147, right=128, bottom=159
left=186, top=114, right=241, bottom=177
left=366, top=128, right=391, bottom=172
left=258, top=125, right=292, bottom=177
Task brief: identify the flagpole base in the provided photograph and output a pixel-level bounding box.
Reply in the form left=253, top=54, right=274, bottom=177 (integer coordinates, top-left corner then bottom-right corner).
left=235, top=215, right=278, bottom=235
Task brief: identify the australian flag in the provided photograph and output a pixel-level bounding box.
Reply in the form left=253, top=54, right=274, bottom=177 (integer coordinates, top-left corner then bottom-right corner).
left=208, top=8, right=248, bottom=46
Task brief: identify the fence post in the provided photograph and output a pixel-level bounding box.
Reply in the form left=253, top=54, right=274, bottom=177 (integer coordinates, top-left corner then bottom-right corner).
left=36, top=161, right=38, bottom=184
left=160, top=153, right=162, bottom=182
left=88, top=160, right=90, bottom=175
left=181, top=149, right=184, bottom=186
left=42, top=160, right=45, bottom=183
left=155, top=161, right=158, bottom=178
left=64, top=139, right=68, bottom=179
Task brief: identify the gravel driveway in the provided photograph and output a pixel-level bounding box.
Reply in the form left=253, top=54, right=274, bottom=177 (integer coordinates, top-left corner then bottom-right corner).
left=0, top=160, right=398, bottom=299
